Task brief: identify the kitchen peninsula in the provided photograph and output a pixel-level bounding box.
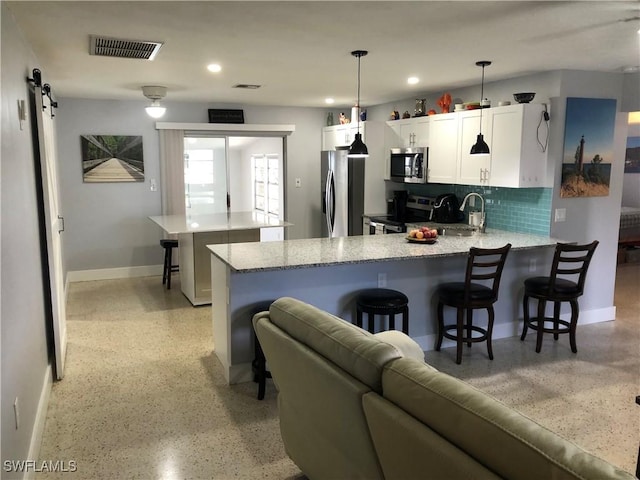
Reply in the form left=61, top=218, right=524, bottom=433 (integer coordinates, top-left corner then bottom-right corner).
left=150, top=212, right=292, bottom=305
left=208, top=231, right=563, bottom=384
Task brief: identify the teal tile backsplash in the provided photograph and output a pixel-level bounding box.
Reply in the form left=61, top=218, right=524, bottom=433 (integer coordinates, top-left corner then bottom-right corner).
left=405, top=184, right=552, bottom=235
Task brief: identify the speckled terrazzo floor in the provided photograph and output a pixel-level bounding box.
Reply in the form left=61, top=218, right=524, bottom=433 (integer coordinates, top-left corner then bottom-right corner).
left=38, top=265, right=639, bottom=478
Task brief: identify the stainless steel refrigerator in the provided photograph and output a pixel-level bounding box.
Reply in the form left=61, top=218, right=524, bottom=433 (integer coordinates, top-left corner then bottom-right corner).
left=321, top=147, right=365, bottom=237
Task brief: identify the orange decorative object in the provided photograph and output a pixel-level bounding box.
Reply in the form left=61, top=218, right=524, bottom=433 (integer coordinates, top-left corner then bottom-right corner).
left=437, top=93, right=452, bottom=113
left=427, top=109, right=437, bottom=116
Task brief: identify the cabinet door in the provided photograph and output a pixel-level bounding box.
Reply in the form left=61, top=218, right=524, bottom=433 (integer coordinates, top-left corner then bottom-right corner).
left=488, top=107, right=523, bottom=187
left=458, top=110, right=490, bottom=186
left=489, top=104, right=548, bottom=187
left=322, top=125, right=342, bottom=150
left=412, top=117, right=430, bottom=146
left=428, top=114, right=459, bottom=184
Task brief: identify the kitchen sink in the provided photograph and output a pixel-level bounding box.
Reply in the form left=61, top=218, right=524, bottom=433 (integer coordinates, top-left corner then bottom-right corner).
left=438, top=227, right=480, bottom=237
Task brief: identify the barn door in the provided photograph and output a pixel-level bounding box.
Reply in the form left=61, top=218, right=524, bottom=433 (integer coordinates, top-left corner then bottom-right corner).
left=30, top=73, right=67, bottom=379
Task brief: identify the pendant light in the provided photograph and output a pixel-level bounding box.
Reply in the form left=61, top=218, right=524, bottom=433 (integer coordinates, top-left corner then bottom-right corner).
left=470, top=61, right=491, bottom=156
left=348, top=50, right=369, bottom=158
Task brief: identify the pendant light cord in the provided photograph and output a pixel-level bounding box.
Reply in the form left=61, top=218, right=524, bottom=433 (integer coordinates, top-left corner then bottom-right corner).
left=356, top=53, right=361, bottom=134
left=479, top=63, right=485, bottom=135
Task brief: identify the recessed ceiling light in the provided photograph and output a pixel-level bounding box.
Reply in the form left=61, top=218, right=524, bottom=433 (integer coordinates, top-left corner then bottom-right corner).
left=325, top=98, right=335, bottom=104
left=207, top=63, right=222, bottom=73
left=408, top=77, right=419, bottom=85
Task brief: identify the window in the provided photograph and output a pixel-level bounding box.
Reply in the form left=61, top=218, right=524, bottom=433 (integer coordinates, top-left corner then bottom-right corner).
left=253, top=154, right=279, bottom=217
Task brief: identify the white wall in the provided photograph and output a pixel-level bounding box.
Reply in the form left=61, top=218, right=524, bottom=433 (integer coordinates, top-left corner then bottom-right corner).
left=1, top=3, right=52, bottom=468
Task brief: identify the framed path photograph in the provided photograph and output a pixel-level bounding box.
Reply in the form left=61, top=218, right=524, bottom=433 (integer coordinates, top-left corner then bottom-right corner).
left=560, top=97, right=616, bottom=197
left=81, top=135, right=144, bottom=182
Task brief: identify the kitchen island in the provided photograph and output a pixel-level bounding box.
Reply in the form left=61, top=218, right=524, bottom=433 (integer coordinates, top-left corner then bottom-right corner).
left=208, top=230, right=566, bottom=384
left=149, top=211, right=292, bottom=305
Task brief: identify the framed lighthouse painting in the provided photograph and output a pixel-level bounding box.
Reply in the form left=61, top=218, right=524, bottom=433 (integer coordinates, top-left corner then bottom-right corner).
left=560, top=97, right=616, bottom=198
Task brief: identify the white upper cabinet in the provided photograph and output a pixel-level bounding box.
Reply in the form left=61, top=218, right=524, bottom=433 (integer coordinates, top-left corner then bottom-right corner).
left=487, top=104, right=548, bottom=187
left=386, top=117, right=430, bottom=148
left=428, top=104, right=549, bottom=188
left=427, top=113, right=459, bottom=184
left=322, top=122, right=365, bottom=150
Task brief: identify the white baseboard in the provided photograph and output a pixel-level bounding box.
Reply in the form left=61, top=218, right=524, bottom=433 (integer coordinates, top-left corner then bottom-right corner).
left=67, top=265, right=163, bottom=282
left=413, top=307, right=617, bottom=352
left=24, top=365, right=53, bottom=479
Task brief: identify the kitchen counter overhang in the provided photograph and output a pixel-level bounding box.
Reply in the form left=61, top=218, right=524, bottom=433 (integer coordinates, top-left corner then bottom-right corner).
left=207, top=229, right=559, bottom=273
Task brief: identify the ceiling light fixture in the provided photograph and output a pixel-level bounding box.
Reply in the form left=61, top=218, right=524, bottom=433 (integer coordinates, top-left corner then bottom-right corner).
left=348, top=50, right=369, bottom=158
left=470, top=60, right=491, bottom=156
left=408, top=77, right=419, bottom=85
left=325, top=97, right=335, bottom=104
left=207, top=63, right=222, bottom=73
left=142, top=85, right=167, bottom=118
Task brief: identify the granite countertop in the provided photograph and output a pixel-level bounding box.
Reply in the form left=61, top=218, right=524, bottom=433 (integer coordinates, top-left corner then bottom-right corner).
left=149, top=211, right=293, bottom=234
left=208, top=229, right=561, bottom=273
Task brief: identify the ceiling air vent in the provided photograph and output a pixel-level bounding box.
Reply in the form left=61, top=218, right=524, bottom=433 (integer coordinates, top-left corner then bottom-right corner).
left=233, top=84, right=262, bottom=89
left=89, top=35, right=163, bottom=60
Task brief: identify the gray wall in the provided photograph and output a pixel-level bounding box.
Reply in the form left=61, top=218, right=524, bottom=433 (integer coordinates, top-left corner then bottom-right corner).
left=56, top=100, right=326, bottom=272
left=1, top=3, right=52, bottom=469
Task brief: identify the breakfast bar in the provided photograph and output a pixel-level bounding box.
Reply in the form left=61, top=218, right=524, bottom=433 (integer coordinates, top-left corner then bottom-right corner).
left=208, top=230, right=563, bottom=384
left=149, top=211, right=292, bottom=305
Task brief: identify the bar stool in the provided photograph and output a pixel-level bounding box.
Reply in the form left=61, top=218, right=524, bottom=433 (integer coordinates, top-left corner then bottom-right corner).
left=435, top=244, right=511, bottom=364
left=355, top=288, right=409, bottom=334
left=251, top=300, right=275, bottom=400
left=160, top=239, right=179, bottom=290
left=521, top=241, right=598, bottom=353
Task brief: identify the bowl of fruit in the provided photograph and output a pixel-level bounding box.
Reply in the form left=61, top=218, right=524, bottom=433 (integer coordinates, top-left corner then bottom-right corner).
left=407, top=226, right=438, bottom=244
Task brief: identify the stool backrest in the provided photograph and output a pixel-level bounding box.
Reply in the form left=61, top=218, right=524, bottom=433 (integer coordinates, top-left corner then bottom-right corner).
left=464, top=244, right=512, bottom=302
left=548, top=241, right=599, bottom=295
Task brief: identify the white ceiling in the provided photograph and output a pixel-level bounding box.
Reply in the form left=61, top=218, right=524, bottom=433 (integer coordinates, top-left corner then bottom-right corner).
left=6, top=1, right=640, bottom=108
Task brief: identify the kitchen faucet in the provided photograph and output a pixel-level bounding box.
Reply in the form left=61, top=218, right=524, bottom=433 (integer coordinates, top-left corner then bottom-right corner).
left=460, top=192, right=485, bottom=233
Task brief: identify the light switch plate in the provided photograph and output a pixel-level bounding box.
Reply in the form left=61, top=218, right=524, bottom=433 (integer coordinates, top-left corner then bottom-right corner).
left=554, top=208, right=566, bottom=222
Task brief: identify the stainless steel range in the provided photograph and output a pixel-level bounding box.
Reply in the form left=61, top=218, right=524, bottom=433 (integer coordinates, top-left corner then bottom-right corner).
left=365, top=194, right=436, bottom=235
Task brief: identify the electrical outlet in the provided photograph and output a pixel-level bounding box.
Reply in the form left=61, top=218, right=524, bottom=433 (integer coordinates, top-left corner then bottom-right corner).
left=529, top=258, right=537, bottom=272
left=377, top=273, right=387, bottom=288
left=295, top=178, right=301, bottom=188
left=554, top=208, right=566, bottom=222
left=14, top=397, right=19, bottom=430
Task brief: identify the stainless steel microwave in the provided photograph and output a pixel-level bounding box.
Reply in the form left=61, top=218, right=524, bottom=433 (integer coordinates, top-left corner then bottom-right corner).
left=389, top=147, right=427, bottom=184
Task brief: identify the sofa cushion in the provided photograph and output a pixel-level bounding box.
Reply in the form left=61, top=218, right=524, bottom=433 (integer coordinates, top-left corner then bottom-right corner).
left=373, top=330, right=425, bottom=362
left=381, top=357, right=634, bottom=480
left=268, top=297, right=403, bottom=392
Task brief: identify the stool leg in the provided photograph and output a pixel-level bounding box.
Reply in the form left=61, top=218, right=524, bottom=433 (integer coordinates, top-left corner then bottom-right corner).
left=569, top=299, right=579, bottom=353
left=466, top=308, right=473, bottom=347
left=253, top=333, right=267, bottom=400
left=162, top=247, right=169, bottom=285
left=402, top=306, right=409, bottom=335
left=456, top=308, right=464, bottom=365
left=521, top=294, right=530, bottom=340
left=356, top=307, right=363, bottom=329
left=368, top=312, right=375, bottom=334
left=535, top=299, right=546, bottom=353
left=486, top=306, right=494, bottom=360
left=166, top=247, right=173, bottom=290
left=389, top=313, right=395, bottom=331
left=435, top=301, right=444, bottom=351
left=553, top=301, right=560, bottom=340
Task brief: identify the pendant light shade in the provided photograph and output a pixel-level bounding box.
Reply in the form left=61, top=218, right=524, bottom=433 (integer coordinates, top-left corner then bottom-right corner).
left=470, top=61, right=491, bottom=156
left=470, top=134, right=490, bottom=155
left=142, top=85, right=167, bottom=119
left=348, top=50, right=369, bottom=158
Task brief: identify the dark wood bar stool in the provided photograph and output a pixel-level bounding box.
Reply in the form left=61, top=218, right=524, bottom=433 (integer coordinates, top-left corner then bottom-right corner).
left=160, top=239, right=179, bottom=290
left=521, top=241, right=599, bottom=353
left=251, top=300, right=275, bottom=400
left=435, top=244, right=511, bottom=364
left=355, top=288, right=409, bottom=334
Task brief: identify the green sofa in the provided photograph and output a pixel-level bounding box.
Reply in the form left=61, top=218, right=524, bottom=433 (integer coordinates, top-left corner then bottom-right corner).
left=253, top=297, right=634, bottom=480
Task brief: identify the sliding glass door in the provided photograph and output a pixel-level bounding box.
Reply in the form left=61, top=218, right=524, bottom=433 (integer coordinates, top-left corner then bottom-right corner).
left=183, top=135, right=284, bottom=219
